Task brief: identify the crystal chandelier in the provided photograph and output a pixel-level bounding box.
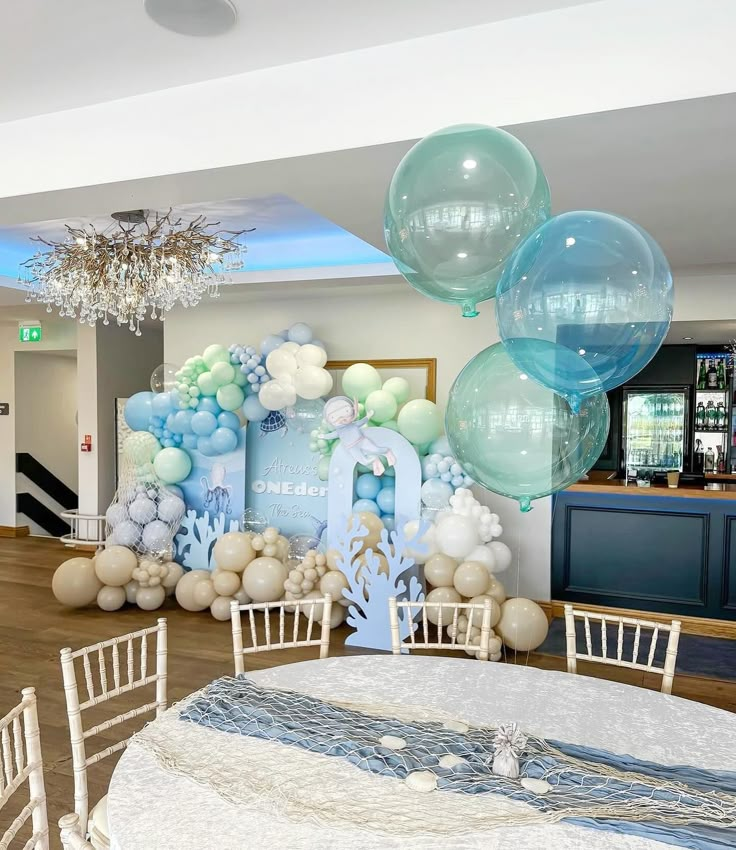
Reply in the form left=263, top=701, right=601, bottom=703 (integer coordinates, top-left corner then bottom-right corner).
left=21, top=210, right=253, bottom=335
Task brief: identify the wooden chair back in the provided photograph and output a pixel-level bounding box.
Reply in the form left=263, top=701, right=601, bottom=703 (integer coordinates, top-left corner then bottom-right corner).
left=388, top=597, right=494, bottom=660
left=0, top=687, right=48, bottom=850
left=564, top=604, right=681, bottom=694
left=59, top=619, right=168, bottom=826
left=230, top=596, right=332, bottom=674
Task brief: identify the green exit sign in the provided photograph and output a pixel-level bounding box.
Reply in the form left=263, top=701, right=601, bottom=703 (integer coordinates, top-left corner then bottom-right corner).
left=19, top=325, right=42, bottom=343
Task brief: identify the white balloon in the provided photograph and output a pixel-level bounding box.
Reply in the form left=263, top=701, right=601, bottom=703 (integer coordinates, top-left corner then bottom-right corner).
left=467, top=545, right=497, bottom=574
left=280, top=341, right=300, bottom=355
left=319, top=370, right=334, bottom=396
left=294, top=365, right=329, bottom=400
left=266, top=349, right=297, bottom=378
left=435, top=515, right=479, bottom=560
left=402, top=520, right=437, bottom=565
left=488, top=541, right=512, bottom=573
left=259, top=380, right=287, bottom=411
left=296, top=344, right=327, bottom=368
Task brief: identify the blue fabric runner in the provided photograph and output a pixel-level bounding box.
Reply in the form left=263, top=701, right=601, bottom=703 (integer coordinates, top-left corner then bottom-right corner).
left=180, top=676, right=736, bottom=849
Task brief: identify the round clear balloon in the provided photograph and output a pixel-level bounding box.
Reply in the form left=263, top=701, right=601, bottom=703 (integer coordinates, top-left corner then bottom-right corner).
left=150, top=363, right=179, bottom=394
left=384, top=124, right=551, bottom=318
left=446, top=342, right=610, bottom=512
left=495, top=211, right=673, bottom=403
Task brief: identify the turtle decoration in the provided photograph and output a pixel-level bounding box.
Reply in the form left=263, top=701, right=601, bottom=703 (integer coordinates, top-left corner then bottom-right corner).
left=260, top=409, right=288, bottom=438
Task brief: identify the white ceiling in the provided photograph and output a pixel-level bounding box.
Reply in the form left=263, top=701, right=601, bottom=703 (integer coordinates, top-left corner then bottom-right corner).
left=0, top=0, right=589, bottom=123
left=665, top=320, right=736, bottom=345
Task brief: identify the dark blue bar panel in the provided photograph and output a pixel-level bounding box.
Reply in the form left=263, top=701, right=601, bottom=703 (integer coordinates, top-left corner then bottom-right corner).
left=552, top=490, right=736, bottom=621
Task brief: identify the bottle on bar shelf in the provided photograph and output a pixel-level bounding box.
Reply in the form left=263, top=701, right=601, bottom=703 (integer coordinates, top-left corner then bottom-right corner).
left=694, top=439, right=705, bottom=474
left=696, top=400, right=706, bottom=429
left=717, top=445, right=726, bottom=474
left=697, top=359, right=707, bottom=390
left=717, top=358, right=726, bottom=390
left=705, top=399, right=715, bottom=430
left=707, top=359, right=719, bottom=389
left=705, top=446, right=715, bottom=472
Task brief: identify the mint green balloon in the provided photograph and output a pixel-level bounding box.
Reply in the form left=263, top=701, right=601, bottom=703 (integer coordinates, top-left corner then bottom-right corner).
left=446, top=342, right=609, bottom=512
left=210, top=361, right=235, bottom=388
left=202, top=344, right=229, bottom=369
left=216, top=383, right=245, bottom=411
left=397, top=399, right=442, bottom=445
left=153, top=447, right=192, bottom=484
left=382, top=376, right=410, bottom=404
left=342, top=363, right=381, bottom=402
left=382, top=419, right=400, bottom=432
left=385, top=124, right=551, bottom=317
left=366, top=389, right=398, bottom=424
left=197, top=372, right=218, bottom=397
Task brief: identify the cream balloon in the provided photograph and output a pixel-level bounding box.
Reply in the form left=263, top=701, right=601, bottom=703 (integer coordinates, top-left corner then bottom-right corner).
left=488, top=541, right=512, bottom=573
left=467, top=595, right=501, bottom=629
left=423, top=553, right=457, bottom=588
left=488, top=636, right=503, bottom=656
left=485, top=576, right=507, bottom=606
left=349, top=512, right=384, bottom=553
left=402, top=520, right=437, bottom=564
left=52, top=558, right=103, bottom=607
left=300, top=589, right=334, bottom=623
left=212, top=568, right=241, bottom=597
left=325, top=549, right=342, bottom=570
left=496, top=598, right=549, bottom=651
left=322, top=600, right=347, bottom=628
left=97, top=585, right=126, bottom=612
left=242, top=557, right=288, bottom=603
left=319, top=569, right=349, bottom=600
left=265, top=348, right=298, bottom=379
left=435, top=515, right=480, bottom=560
left=233, top=587, right=252, bottom=605
left=175, top=569, right=212, bottom=612
left=210, top=595, right=235, bottom=621
left=136, top=585, right=166, bottom=611
left=213, top=532, right=256, bottom=573
left=425, top=586, right=461, bottom=625
left=354, top=552, right=389, bottom=580
left=192, top=579, right=217, bottom=609
left=124, top=580, right=139, bottom=604
left=453, top=561, right=489, bottom=598
left=162, top=562, right=184, bottom=595
left=94, top=546, right=138, bottom=587
left=466, top=545, right=497, bottom=575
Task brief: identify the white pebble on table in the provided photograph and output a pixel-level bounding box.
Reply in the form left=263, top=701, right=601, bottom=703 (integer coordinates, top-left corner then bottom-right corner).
left=405, top=771, right=438, bottom=793
left=520, top=778, right=551, bottom=795
left=379, top=735, right=407, bottom=750
left=438, top=754, right=466, bottom=769
left=442, top=720, right=469, bottom=734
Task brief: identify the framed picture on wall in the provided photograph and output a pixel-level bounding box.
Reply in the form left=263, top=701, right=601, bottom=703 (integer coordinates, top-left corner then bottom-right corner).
left=326, top=358, right=437, bottom=402
left=114, top=397, right=132, bottom=487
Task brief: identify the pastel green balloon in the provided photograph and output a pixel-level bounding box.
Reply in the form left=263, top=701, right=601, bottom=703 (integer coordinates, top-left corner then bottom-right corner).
left=210, top=361, right=235, bottom=387
left=317, top=455, right=331, bottom=481
left=342, top=363, right=381, bottom=402
left=216, top=383, right=245, bottom=411
left=202, top=345, right=229, bottom=369
left=446, top=341, right=610, bottom=512
left=197, top=372, right=218, bottom=397
left=365, top=389, right=398, bottom=424
left=397, top=399, right=442, bottom=445
left=382, top=376, right=410, bottom=404
left=233, top=370, right=249, bottom=387
left=153, top=447, right=192, bottom=484
left=382, top=419, right=400, bottom=432
left=123, top=432, right=161, bottom=465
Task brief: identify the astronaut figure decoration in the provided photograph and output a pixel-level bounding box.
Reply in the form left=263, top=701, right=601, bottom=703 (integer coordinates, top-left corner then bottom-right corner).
left=323, top=396, right=396, bottom=476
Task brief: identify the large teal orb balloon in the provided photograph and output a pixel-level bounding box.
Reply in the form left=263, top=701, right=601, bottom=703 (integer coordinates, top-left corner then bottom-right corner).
left=384, top=124, right=551, bottom=318
left=446, top=342, right=609, bottom=512
left=495, top=211, right=673, bottom=403
left=153, top=447, right=192, bottom=485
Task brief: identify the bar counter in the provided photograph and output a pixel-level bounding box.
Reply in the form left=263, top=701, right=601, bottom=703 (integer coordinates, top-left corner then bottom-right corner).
left=552, top=475, right=736, bottom=621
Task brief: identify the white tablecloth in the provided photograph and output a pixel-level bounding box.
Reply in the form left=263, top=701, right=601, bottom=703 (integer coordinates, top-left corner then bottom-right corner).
left=108, top=655, right=736, bottom=849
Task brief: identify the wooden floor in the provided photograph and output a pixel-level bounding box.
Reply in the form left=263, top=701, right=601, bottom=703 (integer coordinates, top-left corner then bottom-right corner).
left=1, top=536, right=734, bottom=848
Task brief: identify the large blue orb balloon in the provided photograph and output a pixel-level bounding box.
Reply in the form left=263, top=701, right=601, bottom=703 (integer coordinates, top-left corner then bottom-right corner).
left=496, top=211, right=673, bottom=402
left=124, top=392, right=154, bottom=432
left=384, top=124, right=551, bottom=318
left=446, top=342, right=610, bottom=512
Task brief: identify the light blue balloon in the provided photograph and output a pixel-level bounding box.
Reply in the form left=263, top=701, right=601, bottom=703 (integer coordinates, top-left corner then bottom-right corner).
left=261, top=334, right=285, bottom=357
left=151, top=392, right=174, bottom=419
left=173, top=410, right=195, bottom=434
left=124, top=392, right=154, bottom=431
left=129, top=497, right=157, bottom=525
left=191, top=411, right=217, bottom=436
left=141, top=520, right=170, bottom=552
left=242, top=394, right=269, bottom=423
left=429, top=436, right=451, bottom=456
left=421, top=478, right=453, bottom=509
left=197, top=397, right=221, bottom=416
left=382, top=514, right=396, bottom=532
left=287, top=322, right=313, bottom=344
left=355, top=474, right=382, bottom=500
left=352, top=498, right=380, bottom=516
left=440, top=472, right=453, bottom=482
left=163, top=485, right=184, bottom=500
left=162, top=438, right=175, bottom=448
left=376, top=487, right=396, bottom=514
left=217, top=411, right=241, bottom=431
left=165, top=413, right=178, bottom=433
left=151, top=416, right=164, bottom=428
left=182, top=434, right=198, bottom=449
left=451, top=475, right=465, bottom=488
left=197, top=436, right=216, bottom=456
left=496, top=211, right=673, bottom=403
left=114, top=519, right=141, bottom=548
left=211, top=427, right=238, bottom=454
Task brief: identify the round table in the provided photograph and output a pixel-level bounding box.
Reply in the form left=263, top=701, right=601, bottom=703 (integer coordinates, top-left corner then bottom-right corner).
left=108, top=655, right=736, bottom=849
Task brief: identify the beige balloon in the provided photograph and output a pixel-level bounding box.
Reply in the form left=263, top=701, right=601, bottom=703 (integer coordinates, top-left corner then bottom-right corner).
left=193, top=578, right=217, bottom=609
left=488, top=636, right=503, bottom=655
left=210, top=595, right=235, bottom=621
left=175, top=569, right=212, bottom=611
left=213, top=532, right=256, bottom=573
left=212, top=568, right=241, bottom=597
left=321, top=600, right=346, bottom=629
left=453, top=561, right=489, bottom=598
left=349, top=511, right=384, bottom=553
left=325, top=549, right=342, bottom=570
left=242, top=557, right=288, bottom=603
left=136, top=584, right=166, bottom=611
left=97, top=585, right=126, bottom=611
left=162, top=562, right=184, bottom=595
left=233, top=587, right=252, bottom=604
left=424, top=553, right=457, bottom=588
left=319, top=569, right=348, bottom=600
left=124, top=579, right=139, bottom=605
left=485, top=576, right=507, bottom=606
left=496, top=598, right=549, bottom=651
left=468, top=595, right=501, bottom=629
left=354, top=552, right=389, bottom=579
left=425, top=586, right=461, bottom=626
left=300, top=589, right=331, bottom=622
left=52, top=558, right=103, bottom=607
left=94, top=546, right=138, bottom=587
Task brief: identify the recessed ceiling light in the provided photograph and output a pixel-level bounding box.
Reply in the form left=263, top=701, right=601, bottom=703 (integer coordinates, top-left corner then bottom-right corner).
left=145, top=0, right=237, bottom=37
left=462, top=159, right=477, bottom=169
left=683, top=336, right=693, bottom=340
left=456, top=252, right=468, bottom=259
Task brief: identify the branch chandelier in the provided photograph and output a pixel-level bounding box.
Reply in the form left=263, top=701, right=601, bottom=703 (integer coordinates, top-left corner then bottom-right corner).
left=20, top=209, right=254, bottom=335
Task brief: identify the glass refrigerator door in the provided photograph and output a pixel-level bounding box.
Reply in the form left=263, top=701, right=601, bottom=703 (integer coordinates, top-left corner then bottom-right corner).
left=624, top=390, right=687, bottom=473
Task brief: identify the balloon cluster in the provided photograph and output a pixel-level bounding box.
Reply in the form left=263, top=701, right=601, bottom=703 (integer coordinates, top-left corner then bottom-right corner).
left=384, top=123, right=673, bottom=511
left=282, top=549, right=348, bottom=628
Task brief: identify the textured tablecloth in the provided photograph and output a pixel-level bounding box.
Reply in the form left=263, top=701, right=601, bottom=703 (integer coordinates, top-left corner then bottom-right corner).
left=107, top=655, right=736, bottom=849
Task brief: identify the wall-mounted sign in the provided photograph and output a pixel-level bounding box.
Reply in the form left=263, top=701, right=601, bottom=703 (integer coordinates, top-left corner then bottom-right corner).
left=0, top=403, right=9, bottom=416
left=18, top=324, right=42, bottom=343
